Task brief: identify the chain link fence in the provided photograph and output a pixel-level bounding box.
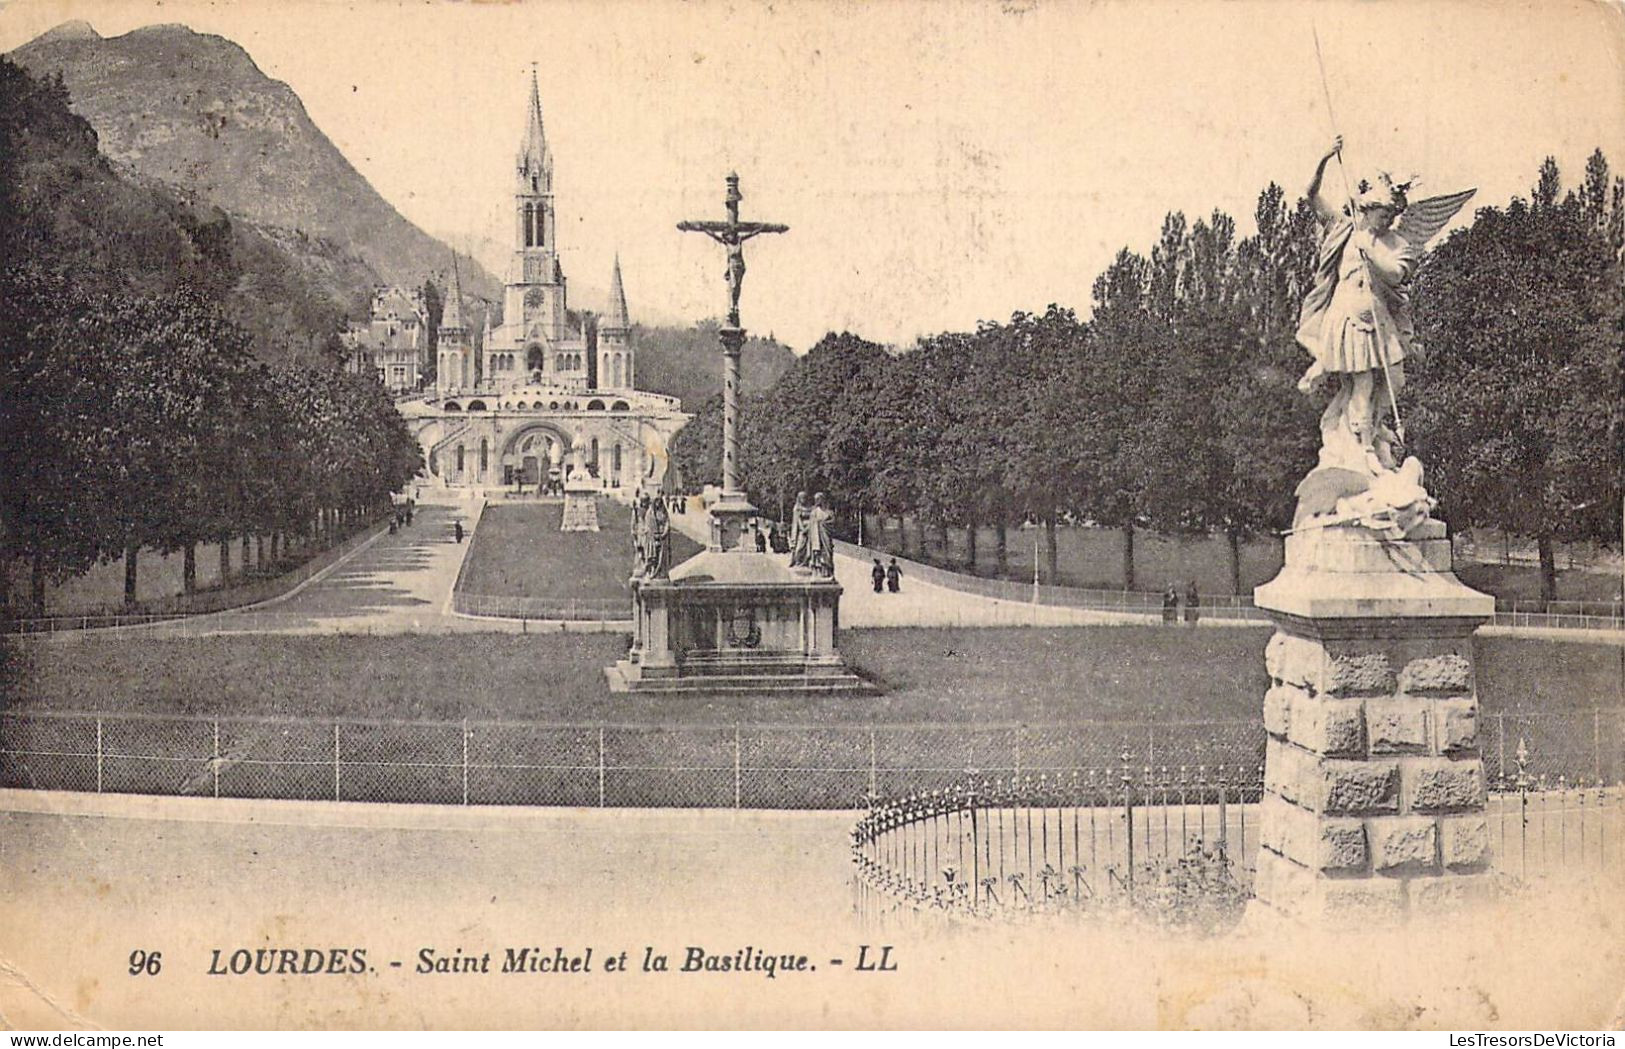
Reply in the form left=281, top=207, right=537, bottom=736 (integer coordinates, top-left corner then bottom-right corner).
left=3, top=709, right=1619, bottom=809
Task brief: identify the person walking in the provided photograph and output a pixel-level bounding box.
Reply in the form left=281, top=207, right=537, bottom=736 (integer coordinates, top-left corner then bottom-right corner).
left=871, top=558, right=886, bottom=593
left=754, top=523, right=768, bottom=553
left=1162, top=583, right=1179, bottom=624
left=454, top=520, right=464, bottom=544
left=886, top=557, right=902, bottom=594
left=1183, top=580, right=1200, bottom=624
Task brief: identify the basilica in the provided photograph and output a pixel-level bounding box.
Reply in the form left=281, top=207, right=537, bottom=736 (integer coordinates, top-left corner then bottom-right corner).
left=399, top=76, right=688, bottom=492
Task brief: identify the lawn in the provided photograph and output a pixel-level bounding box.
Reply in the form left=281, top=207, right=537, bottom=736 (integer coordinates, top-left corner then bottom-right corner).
left=455, top=501, right=702, bottom=602
left=5, top=627, right=1617, bottom=725
left=1454, top=563, right=1623, bottom=607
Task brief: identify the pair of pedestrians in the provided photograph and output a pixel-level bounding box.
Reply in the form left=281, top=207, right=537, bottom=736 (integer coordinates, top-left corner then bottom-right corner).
left=1161, top=581, right=1200, bottom=624
left=871, top=558, right=903, bottom=594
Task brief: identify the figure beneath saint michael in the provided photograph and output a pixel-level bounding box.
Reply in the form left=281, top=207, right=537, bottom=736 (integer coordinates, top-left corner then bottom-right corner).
left=1296, top=136, right=1474, bottom=477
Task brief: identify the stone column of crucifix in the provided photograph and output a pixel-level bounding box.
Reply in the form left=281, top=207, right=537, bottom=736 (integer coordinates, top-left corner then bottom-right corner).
left=677, top=173, right=788, bottom=551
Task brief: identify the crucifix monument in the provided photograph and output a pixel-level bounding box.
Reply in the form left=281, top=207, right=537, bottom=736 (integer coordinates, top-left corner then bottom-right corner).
left=607, top=173, right=865, bottom=694
left=676, top=172, right=788, bottom=552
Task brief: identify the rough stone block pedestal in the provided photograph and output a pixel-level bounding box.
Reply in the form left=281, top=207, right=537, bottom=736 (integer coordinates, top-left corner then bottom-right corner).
left=1251, top=520, right=1495, bottom=923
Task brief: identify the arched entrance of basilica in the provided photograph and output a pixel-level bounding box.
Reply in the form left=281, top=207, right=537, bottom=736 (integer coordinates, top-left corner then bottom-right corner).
left=504, top=423, right=568, bottom=489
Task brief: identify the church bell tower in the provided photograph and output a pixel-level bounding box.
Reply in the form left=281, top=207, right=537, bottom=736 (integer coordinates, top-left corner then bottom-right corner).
left=509, top=68, right=567, bottom=376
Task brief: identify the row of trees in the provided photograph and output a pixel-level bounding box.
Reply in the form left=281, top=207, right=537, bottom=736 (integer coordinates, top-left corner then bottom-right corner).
left=673, top=153, right=1623, bottom=600
left=1, top=58, right=422, bottom=613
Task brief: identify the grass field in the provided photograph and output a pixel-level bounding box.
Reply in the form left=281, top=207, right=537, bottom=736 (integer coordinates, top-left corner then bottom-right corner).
left=455, top=501, right=703, bottom=602
left=5, top=627, right=1618, bottom=725
left=1454, top=563, right=1623, bottom=607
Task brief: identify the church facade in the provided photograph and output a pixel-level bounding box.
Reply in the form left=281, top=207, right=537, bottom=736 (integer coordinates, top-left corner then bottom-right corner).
left=400, top=76, right=688, bottom=492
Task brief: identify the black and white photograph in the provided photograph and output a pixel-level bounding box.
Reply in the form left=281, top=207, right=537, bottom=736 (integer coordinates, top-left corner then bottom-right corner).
left=0, top=0, right=1621, bottom=1031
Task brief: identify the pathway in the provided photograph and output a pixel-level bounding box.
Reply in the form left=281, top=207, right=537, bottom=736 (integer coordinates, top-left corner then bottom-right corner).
left=33, top=497, right=537, bottom=639
left=662, top=509, right=1199, bottom=629
left=19, top=494, right=1620, bottom=642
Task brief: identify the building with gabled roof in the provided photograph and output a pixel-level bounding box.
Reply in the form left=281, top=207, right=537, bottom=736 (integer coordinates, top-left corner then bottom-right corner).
left=341, top=285, right=426, bottom=393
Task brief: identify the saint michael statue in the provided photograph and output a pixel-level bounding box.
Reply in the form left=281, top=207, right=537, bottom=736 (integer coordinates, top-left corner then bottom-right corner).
left=1291, top=136, right=1475, bottom=538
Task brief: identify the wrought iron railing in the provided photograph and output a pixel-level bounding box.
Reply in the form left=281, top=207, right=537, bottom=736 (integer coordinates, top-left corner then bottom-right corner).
left=851, top=732, right=1625, bottom=927
left=850, top=763, right=1262, bottom=929
left=449, top=592, right=632, bottom=622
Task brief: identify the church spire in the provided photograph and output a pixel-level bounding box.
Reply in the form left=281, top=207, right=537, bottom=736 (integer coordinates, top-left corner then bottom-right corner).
left=603, top=254, right=631, bottom=332
left=441, top=252, right=466, bottom=333
left=517, top=65, right=552, bottom=189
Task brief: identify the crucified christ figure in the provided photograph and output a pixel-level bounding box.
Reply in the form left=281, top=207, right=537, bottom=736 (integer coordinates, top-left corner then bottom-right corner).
left=677, top=172, right=789, bottom=327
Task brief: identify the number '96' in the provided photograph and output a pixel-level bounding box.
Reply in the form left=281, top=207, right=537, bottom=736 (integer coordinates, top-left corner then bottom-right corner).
left=128, top=949, right=162, bottom=976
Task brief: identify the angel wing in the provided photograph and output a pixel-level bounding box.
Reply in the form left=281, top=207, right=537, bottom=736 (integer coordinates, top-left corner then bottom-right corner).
left=1395, top=188, right=1476, bottom=252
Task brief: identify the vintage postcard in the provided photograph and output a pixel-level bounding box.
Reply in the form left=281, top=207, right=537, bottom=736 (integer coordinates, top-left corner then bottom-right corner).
left=0, top=0, right=1622, bottom=1031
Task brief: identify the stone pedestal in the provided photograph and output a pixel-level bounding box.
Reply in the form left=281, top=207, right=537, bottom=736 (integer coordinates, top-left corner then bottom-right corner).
left=1251, top=520, right=1495, bottom=923
left=707, top=491, right=760, bottom=553
left=607, top=551, right=869, bottom=693
left=608, top=456, right=866, bottom=693
left=560, top=476, right=600, bottom=532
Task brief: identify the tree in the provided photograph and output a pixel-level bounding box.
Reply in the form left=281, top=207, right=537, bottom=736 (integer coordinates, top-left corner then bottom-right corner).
left=1080, top=248, right=1158, bottom=589
left=1002, top=306, right=1093, bottom=581
left=1409, top=154, right=1624, bottom=603
left=0, top=272, right=114, bottom=610
left=746, top=332, right=892, bottom=525
left=668, top=393, right=725, bottom=493
left=421, top=278, right=443, bottom=386
left=1212, top=189, right=1322, bottom=592
left=1, top=56, right=424, bottom=614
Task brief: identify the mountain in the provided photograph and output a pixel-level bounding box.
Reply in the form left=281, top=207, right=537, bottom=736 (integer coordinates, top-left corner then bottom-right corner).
left=8, top=21, right=499, bottom=303
left=1, top=54, right=376, bottom=366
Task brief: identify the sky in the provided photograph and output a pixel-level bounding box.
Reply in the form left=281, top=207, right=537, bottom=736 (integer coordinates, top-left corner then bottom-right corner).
left=2, top=0, right=1622, bottom=350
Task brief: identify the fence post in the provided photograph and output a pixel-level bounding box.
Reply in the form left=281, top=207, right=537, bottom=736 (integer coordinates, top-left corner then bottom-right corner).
left=597, top=728, right=606, bottom=808
left=95, top=716, right=103, bottom=794
left=1496, top=713, right=1506, bottom=787
left=212, top=719, right=220, bottom=799
left=733, top=726, right=743, bottom=810
left=462, top=719, right=470, bottom=806
left=1595, top=709, right=1603, bottom=786
left=332, top=723, right=341, bottom=802
left=1121, top=745, right=1134, bottom=897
